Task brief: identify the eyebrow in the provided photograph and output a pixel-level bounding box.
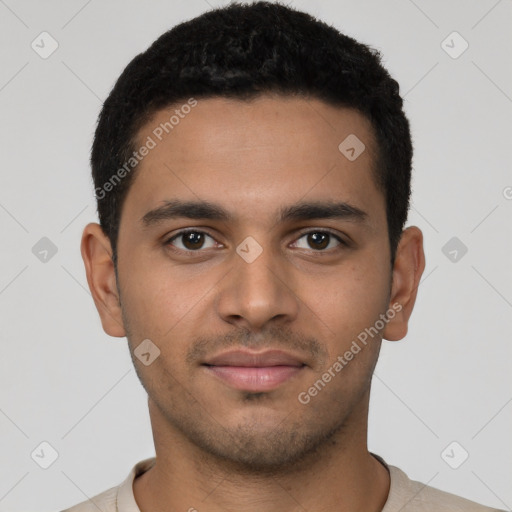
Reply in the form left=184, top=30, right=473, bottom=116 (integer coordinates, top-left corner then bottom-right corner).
left=141, top=199, right=368, bottom=228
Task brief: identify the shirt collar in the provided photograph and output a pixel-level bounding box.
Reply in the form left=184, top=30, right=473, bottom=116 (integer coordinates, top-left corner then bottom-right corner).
left=116, top=454, right=401, bottom=511
left=116, top=457, right=156, bottom=512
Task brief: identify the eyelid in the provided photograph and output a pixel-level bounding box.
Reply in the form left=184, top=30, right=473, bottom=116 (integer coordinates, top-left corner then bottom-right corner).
left=293, top=227, right=348, bottom=245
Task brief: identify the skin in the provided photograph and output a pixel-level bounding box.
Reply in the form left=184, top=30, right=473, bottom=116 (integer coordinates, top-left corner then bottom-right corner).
left=81, top=95, right=425, bottom=512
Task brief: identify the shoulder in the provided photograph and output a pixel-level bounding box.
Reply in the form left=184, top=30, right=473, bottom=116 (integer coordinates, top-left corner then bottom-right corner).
left=59, top=457, right=156, bottom=512
left=384, top=465, right=506, bottom=512
left=60, top=485, right=118, bottom=512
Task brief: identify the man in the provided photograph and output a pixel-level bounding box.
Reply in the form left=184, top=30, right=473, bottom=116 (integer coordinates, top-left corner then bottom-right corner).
left=64, top=2, right=504, bottom=511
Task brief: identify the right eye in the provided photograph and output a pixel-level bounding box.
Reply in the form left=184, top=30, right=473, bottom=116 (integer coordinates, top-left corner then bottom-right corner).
left=164, top=229, right=221, bottom=252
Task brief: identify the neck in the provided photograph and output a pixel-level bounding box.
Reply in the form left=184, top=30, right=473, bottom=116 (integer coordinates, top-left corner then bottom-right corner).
left=133, top=394, right=390, bottom=512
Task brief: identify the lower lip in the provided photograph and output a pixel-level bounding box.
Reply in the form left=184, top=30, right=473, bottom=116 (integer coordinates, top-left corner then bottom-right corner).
left=204, top=365, right=304, bottom=392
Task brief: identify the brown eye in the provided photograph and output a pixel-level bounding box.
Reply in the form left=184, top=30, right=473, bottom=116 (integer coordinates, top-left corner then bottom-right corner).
left=165, top=230, right=217, bottom=251
left=182, top=232, right=205, bottom=250
left=293, top=230, right=345, bottom=251
left=307, top=232, right=329, bottom=250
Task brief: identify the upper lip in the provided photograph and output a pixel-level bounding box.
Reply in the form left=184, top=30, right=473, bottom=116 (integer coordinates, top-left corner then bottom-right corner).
left=203, top=349, right=305, bottom=367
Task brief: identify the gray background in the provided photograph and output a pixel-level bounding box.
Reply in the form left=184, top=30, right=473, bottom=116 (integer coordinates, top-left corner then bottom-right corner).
left=0, top=0, right=511, bottom=510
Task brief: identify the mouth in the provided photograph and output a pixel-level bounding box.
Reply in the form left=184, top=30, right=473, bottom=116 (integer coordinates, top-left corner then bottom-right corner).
left=201, top=349, right=307, bottom=392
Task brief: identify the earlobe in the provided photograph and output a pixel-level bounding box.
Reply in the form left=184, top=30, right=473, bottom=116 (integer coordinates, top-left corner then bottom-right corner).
left=80, top=223, right=126, bottom=338
left=382, top=226, right=426, bottom=342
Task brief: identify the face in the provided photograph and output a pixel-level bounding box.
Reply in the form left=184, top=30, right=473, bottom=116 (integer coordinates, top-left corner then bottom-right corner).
left=84, top=95, right=422, bottom=473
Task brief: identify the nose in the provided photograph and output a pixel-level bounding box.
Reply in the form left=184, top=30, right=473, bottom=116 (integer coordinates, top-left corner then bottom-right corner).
left=215, top=239, right=299, bottom=332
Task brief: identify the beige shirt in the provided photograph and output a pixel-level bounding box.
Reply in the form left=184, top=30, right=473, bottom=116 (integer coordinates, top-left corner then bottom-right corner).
left=61, top=456, right=504, bottom=512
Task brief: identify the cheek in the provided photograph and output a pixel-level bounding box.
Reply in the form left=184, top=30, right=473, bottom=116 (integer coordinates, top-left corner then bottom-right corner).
left=305, top=259, right=390, bottom=347
left=118, top=254, right=188, bottom=336
left=122, top=278, right=202, bottom=340
left=119, top=269, right=205, bottom=386
left=312, top=265, right=389, bottom=320
left=298, top=263, right=388, bottom=402
left=118, top=250, right=223, bottom=359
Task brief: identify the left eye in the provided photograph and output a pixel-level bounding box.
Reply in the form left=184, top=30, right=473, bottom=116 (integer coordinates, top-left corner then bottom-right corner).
left=292, top=231, right=344, bottom=251
left=165, top=229, right=345, bottom=253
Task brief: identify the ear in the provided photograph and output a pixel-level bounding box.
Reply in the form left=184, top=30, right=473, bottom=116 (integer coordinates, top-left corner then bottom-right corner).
left=382, top=226, right=425, bottom=341
left=80, top=223, right=126, bottom=337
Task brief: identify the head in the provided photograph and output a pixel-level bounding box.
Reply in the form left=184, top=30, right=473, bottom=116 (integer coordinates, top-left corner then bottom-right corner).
left=82, top=1, right=424, bottom=473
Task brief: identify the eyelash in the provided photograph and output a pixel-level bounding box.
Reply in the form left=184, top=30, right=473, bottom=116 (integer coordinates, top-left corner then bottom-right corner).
left=163, top=228, right=348, bottom=255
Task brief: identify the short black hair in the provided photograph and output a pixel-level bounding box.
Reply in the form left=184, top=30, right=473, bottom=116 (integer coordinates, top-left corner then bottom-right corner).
left=91, top=1, right=412, bottom=267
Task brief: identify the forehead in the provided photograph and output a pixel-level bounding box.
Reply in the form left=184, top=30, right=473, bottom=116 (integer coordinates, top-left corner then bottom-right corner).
left=122, top=95, right=384, bottom=230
